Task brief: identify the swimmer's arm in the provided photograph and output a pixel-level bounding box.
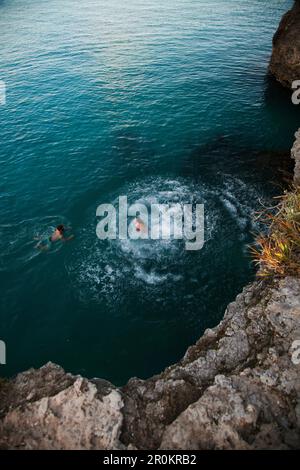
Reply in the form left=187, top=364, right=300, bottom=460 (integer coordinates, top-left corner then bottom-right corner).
left=62, top=234, right=75, bottom=242
left=35, top=241, right=48, bottom=250
left=34, top=237, right=42, bottom=248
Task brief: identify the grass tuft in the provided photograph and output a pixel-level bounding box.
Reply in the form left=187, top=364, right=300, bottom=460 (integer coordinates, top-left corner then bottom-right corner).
left=251, top=186, right=300, bottom=277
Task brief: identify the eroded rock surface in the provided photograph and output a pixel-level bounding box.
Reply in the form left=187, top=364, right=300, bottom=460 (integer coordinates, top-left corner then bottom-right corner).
left=0, top=372, right=124, bottom=450
left=122, top=277, right=300, bottom=449
left=160, top=277, right=300, bottom=450
left=269, top=1, right=300, bottom=88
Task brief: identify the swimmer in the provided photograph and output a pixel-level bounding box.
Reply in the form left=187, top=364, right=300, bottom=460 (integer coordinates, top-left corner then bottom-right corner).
left=134, top=217, right=146, bottom=233
left=50, top=224, right=74, bottom=242
left=35, top=224, right=74, bottom=250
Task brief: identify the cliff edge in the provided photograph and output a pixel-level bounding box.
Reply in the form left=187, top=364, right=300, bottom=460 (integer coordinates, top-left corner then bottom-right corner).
left=269, top=0, right=300, bottom=88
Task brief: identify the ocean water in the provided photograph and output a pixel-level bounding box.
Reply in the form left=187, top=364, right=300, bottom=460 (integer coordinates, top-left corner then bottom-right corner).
left=0, top=0, right=299, bottom=384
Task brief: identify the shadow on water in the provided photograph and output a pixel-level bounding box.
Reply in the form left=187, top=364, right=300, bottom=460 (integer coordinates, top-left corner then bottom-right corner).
left=263, top=73, right=300, bottom=141
left=68, top=128, right=295, bottom=228
left=179, top=71, right=299, bottom=191
left=180, top=133, right=293, bottom=192
left=264, top=73, right=296, bottom=110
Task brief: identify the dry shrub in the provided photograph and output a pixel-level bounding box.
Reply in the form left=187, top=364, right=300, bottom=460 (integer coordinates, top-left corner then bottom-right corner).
left=251, top=186, right=300, bottom=277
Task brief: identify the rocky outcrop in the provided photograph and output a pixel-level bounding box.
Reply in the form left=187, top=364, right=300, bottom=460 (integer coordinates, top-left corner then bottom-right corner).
left=123, top=277, right=300, bottom=450
left=292, top=129, right=300, bottom=185
left=0, top=368, right=124, bottom=450
left=1, top=276, right=300, bottom=450
left=160, top=278, right=300, bottom=450
left=269, top=1, right=300, bottom=88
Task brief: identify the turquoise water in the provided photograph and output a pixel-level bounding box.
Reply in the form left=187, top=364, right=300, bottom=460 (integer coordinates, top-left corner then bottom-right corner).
left=0, top=0, right=299, bottom=384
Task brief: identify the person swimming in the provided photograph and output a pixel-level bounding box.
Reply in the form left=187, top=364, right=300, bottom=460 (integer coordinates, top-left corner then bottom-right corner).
left=36, top=224, right=74, bottom=250
left=50, top=224, right=74, bottom=242
left=134, top=217, right=146, bottom=233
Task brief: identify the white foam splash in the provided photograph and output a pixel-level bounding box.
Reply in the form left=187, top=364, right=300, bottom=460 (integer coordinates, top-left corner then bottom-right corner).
left=66, top=175, right=265, bottom=305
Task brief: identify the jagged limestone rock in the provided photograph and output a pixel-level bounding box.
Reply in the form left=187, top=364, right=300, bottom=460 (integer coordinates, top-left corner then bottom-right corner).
left=160, top=277, right=300, bottom=450
left=0, top=371, right=124, bottom=450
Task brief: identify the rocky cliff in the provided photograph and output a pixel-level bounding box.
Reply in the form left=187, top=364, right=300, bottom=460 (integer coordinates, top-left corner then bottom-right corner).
left=269, top=0, right=300, bottom=88
left=0, top=269, right=300, bottom=449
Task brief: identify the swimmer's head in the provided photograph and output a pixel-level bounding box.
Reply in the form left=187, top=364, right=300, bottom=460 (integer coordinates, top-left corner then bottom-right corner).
left=56, top=224, right=65, bottom=234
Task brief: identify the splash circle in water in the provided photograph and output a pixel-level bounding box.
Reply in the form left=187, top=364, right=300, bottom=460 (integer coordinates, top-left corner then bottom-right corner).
left=66, top=175, right=262, bottom=308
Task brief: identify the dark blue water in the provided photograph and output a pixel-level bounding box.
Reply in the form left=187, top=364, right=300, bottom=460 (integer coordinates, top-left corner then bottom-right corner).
left=0, top=0, right=299, bottom=384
